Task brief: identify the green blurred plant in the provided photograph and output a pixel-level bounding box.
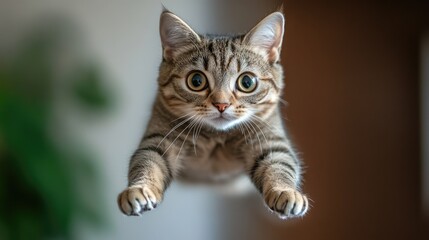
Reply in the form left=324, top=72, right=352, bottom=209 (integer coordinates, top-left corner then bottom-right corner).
left=0, top=23, right=112, bottom=240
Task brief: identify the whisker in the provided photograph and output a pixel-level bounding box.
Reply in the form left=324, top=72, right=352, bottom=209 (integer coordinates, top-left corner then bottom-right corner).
left=175, top=116, right=200, bottom=162
left=157, top=114, right=195, bottom=149
left=169, top=112, right=194, bottom=123
left=251, top=115, right=283, bottom=136
left=237, top=123, right=248, bottom=144
left=161, top=114, right=197, bottom=157
left=246, top=119, right=263, bottom=153
left=242, top=121, right=255, bottom=149
left=192, top=116, right=204, bottom=155
left=249, top=117, right=270, bottom=148
left=278, top=97, right=289, bottom=107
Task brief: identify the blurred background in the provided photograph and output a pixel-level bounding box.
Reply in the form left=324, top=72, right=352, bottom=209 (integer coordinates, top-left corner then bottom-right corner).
left=0, top=0, right=428, bottom=239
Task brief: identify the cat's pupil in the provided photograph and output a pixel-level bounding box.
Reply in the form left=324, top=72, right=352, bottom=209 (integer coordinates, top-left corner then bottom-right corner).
left=192, top=74, right=203, bottom=87
left=241, top=75, right=254, bottom=89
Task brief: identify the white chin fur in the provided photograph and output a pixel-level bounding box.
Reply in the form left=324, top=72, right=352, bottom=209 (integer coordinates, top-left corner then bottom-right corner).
left=206, top=118, right=240, bottom=131
left=205, top=116, right=248, bottom=131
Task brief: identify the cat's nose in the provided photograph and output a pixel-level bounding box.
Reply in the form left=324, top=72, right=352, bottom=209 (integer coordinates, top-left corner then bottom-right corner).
left=213, top=102, right=230, bottom=113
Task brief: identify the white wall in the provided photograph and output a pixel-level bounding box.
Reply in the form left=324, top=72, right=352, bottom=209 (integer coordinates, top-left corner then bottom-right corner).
left=0, top=1, right=277, bottom=239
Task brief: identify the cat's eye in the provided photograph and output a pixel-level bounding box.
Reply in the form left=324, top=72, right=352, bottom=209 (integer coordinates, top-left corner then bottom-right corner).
left=237, top=73, right=257, bottom=93
left=186, top=71, right=208, bottom=91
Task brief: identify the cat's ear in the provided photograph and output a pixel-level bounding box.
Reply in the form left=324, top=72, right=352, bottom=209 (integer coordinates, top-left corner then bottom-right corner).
left=243, top=12, right=285, bottom=63
left=160, top=11, right=201, bottom=61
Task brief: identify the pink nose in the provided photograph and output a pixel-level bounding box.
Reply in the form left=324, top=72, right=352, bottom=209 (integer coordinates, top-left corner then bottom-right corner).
left=213, top=103, right=230, bottom=113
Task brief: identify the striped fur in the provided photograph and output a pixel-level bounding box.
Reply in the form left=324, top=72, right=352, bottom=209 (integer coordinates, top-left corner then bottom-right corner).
left=118, top=10, right=309, bottom=219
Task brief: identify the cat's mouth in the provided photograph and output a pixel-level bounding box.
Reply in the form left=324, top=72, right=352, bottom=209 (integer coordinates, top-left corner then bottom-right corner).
left=211, top=115, right=230, bottom=122
left=210, top=117, right=232, bottom=128
left=205, top=113, right=240, bottom=130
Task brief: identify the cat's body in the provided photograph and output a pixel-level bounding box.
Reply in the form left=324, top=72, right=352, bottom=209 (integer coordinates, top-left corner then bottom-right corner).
left=143, top=97, right=247, bottom=183
left=145, top=97, right=289, bottom=183
left=118, top=10, right=309, bottom=219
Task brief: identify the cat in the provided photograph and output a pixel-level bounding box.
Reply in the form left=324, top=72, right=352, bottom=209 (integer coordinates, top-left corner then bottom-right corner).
left=117, top=9, right=309, bottom=219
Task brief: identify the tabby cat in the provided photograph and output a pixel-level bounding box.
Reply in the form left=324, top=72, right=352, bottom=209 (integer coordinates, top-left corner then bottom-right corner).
left=117, top=10, right=309, bottom=219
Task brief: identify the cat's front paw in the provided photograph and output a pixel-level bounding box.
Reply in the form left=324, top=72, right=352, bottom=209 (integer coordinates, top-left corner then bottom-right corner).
left=117, top=185, right=163, bottom=216
left=264, top=187, right=309, bottom=219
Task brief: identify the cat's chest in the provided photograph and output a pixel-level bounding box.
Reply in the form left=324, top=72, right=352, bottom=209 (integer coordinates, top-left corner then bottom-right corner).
left=180, top=136, right=245, bottom=181
left=188, top=137, right=233, bottom=162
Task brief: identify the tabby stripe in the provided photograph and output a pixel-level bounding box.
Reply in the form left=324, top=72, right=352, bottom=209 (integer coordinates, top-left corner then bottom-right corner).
left=257, top=101, right=276, bottom=106
left=211, top=53, right=218, bottom=67
left=220, top=47, right=226, bottom=71
left=254, top=89, right=269, bottom=102
left=270, top=136, right=286, bottom=141
left=250, top=147, right=291, bottom=192
left=128, top=162, right=172, bottom=190
left=264, top=144, right=298, bottom=165
left=135, top=146, right=164, bottom=160
left=226, top=39, right=231, bottom=50
left=236, top=58, right=242, bottom=72
left=134, top=146, right=173, bottom=180
left=225, top=54, right=234, bottom=70
left=208, top=42, right=214, bottom=53
left=225, top=135, right=247, bottom=145
left=270, top=161, right=296, bottom=179
left=254, top=146, right=290, bottom=165
left=143, top=133, right=165, bottom=141
left=161, top=74, right=180, bottom=87
left=164, top=95, right=186, bottom=103
left=230, top=42, right=236, bottom=52
left=172, top=132, right=190, bottom=143
left=260, top=78, right=280, bottom=92
left=173, top=83, right=193, bottom=102
left=177, top=48, right=199, bottom=63
left=203, top=56, right=209, bottom=71
left=196, top=131, right=210, bottom=139
left=232, top=90, right=238, bottom=99
left=260, top=107, right=274, bottom=118
left=190, top=55, right=199, bottom=66
left=251, top=164, right=265, bottom=193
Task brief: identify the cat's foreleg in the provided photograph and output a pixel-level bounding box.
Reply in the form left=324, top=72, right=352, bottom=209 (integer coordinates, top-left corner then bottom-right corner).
left=249, top=149, right=309, bottom=219
left=117, top=135, right=174, bottom=216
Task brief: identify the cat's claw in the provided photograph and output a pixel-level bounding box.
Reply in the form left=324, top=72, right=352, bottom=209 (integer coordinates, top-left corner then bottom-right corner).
left=117, top=185, right=162, bottom=216
left=264, top=187, right=309, bottom=219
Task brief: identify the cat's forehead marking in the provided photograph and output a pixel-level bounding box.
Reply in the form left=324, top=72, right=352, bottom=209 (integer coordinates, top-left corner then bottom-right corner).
left=200, top=37, right=242, bottom=86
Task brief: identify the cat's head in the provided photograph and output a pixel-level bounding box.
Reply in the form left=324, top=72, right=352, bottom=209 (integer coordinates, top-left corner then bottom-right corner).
left=158, top=10, right=285, bottom=131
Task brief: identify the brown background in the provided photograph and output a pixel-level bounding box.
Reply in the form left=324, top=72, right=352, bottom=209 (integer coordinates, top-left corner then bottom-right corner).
left=219, top=1, right=429, bottom=240
left=284, top=1, right=428, bottom=239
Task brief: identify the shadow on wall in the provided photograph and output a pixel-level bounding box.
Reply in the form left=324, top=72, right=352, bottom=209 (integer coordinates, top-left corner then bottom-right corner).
left=0, top=18, right=114, bottom=240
